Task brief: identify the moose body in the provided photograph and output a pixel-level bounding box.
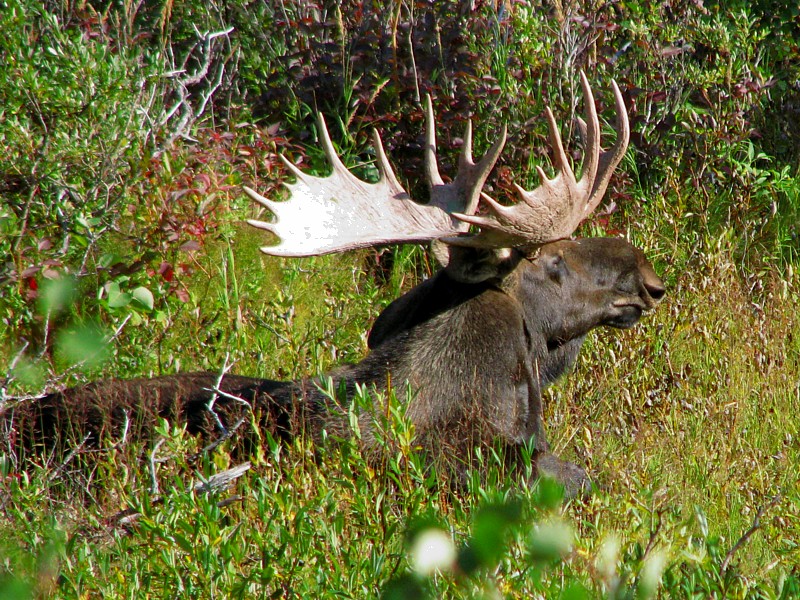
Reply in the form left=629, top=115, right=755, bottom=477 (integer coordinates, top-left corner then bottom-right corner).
left=5, top=238, right=663, bottom=495
left=305, top=237, right=664, bottom=490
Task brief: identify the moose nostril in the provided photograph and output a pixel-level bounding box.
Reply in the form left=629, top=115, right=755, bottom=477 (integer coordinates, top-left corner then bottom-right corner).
left=646, top=283, right=666, bottom=302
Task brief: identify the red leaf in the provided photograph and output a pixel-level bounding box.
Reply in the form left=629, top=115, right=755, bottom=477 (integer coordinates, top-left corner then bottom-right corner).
left=159, top=262, right=174, bottom=282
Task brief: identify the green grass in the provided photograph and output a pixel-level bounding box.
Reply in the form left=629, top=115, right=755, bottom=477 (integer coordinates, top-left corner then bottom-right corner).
left=2, top=0, right=800, bottom=597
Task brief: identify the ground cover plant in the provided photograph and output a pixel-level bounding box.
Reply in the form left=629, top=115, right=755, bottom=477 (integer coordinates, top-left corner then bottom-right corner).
left=1, top=0, right=799, bottom=597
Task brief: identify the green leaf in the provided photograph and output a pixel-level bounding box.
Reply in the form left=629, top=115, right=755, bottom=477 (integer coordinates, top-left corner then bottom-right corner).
left=173, top=534, right=194, bottom=554
left=381, top=573, right=427, bottom=600
left=10, top=355, right=47, bottom=388
left=694, top=505, right=709, bottom=539
left=131, top=286, right=154, bottom=311
left=459, top=501, right=523, bottom=572
left=527, top=520, right=574, bottom=562
left=0, top=577, right=34, bottom=600
left=106, top=282, right=132, bottom=309
left=533, top=475, right=565, bottom=510
left=561, top=582, right=590, bottom=600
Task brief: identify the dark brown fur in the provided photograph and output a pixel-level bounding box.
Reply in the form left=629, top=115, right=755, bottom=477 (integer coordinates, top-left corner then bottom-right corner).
left=3, top=238, right=664, bottom=492
left=3, top=374, right=291, bottom=458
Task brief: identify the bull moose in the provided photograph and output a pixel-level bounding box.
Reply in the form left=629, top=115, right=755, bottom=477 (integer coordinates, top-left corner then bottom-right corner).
left=2, top=74, right=664, bottom=495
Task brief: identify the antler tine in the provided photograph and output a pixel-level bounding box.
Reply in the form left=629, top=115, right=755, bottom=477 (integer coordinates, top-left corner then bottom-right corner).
left=317, top=113, right=355, bottom=178
left=542, top=105, right=572, bottom=181
left=424, top=95, right=445, bottom=188
left=372, top=127, right=404, bottom=193
left=448, top=72, right=629, bottom=249
left=587, top=78, right=629, bottom=210
left=423, top=94, right=508, bottom=221
left=460, top=120, right=508, bottom=215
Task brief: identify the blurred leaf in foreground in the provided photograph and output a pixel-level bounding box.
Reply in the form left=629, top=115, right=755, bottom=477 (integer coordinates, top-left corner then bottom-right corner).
left=56, top=321, right=109, bottom=369
left=37, top=276, right=76, bottom=316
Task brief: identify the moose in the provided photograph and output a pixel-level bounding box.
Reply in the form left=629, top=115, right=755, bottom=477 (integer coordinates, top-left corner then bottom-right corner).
left=3, top=74, right=664, bottom=495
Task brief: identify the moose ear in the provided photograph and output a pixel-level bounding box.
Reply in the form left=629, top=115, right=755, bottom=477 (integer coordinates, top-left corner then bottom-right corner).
left=435, top=243, right=523, bottom=284
left=543, top=252, right=567, bottom=283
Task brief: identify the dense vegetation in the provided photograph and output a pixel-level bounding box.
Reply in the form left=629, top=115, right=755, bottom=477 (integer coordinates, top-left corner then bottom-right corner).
left=1, top=0, right=798, bottom=597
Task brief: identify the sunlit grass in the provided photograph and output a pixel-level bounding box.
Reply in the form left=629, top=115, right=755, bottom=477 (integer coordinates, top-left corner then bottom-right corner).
left=2, top=0, right=800, bottom=597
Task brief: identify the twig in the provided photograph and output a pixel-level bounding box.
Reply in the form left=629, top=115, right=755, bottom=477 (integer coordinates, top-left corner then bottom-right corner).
left=193, top=462, right=251, bottom=494
left=157, top=26, right=233, bottom=152
left=206, top=354, right=235, bottom=435
left=117, top=410, right=130, bottom=447
left=37, top=310, right=51, bottom=359
left=112, top=463, right=251, bottom=530
left=194, top=46, right=228, bottom=119
left=192, top=415, right=248, bottom=461
left=216, top=495, right=244, bottom=509
left=406, top=9, right=420, bottom=104
left=641, top=508, right=665, bottom=561
left=192, top=375, right=254, bottom=460
left=204, top=385, right=253, bottom=409
left=149, top=438, right=166, bottom=496
left=108, top=410, right=131, bottom=451
left=47, top=433, right=91, bottom=483
left=720, top=495, right=781, bottom=572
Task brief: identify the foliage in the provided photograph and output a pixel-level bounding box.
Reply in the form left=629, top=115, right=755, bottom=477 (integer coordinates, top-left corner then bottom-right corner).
left=1, top=0, right=799, bottom=597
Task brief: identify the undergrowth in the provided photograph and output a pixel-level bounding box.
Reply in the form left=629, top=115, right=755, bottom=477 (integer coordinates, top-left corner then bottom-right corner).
left=1, top=0, right=799, bottom=597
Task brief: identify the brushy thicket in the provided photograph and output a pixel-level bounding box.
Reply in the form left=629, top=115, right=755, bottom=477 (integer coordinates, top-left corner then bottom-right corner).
left=1, top=0, right=799, bottom=598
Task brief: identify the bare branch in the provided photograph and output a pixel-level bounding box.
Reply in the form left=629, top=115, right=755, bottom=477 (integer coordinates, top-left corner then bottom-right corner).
left=149, top=438, right=166, bottom=496
left=206, top=354, right=235, bottom=435
left=157, top=26, right=234, bottom=153
left=193, top=416, right=248, bottom=461
left=193, top=462, right=251, bottom=494
left=721, top=495, right=781, bottom=572
left=112, top=463, right=251, bottom=531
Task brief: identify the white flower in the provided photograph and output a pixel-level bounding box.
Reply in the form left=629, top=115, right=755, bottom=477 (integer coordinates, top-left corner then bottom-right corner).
left=639, top=550, right=668, bottom=598
left=410, top=529, right=456, bottom=576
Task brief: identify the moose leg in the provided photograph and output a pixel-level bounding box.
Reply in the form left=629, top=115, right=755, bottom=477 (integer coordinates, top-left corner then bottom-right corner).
left=523, top=359, right=549, bottom=452
left=522, top=360, right=591, bottom=498
left=4, top=372, right=300, bottom=463
left=535, top=453, right=592, bottom=498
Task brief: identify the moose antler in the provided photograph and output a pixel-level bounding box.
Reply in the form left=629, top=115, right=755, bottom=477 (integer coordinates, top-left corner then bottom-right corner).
left=246, top=73, right=629, bottom=256
left=449, top=72, right=629, bottom=248
left=245, top=97, right=506, bottom=257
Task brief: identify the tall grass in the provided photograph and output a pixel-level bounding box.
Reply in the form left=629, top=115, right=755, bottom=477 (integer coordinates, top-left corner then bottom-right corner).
left=1, top=0, right=799, bottom=597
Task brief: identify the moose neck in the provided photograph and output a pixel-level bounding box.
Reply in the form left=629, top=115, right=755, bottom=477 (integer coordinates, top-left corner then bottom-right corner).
left=509, top=257, right=596, bottom=350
